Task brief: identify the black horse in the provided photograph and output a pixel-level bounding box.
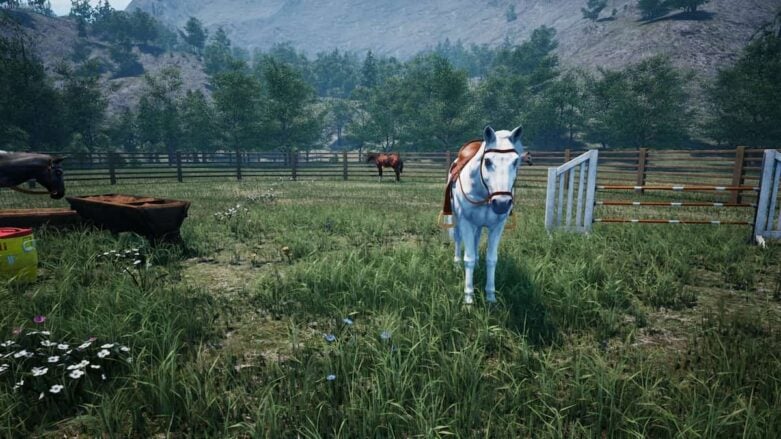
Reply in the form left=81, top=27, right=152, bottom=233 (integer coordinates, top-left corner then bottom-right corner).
left=0, top=151, right=66, bottom=199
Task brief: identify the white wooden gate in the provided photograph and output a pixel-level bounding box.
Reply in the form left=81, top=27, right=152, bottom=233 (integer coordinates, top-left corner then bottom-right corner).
left=754, top=149, right=781, bottom=241
left=545, top=150, right=598, bottom=233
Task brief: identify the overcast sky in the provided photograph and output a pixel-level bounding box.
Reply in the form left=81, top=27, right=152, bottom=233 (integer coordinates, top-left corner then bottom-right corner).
left=50, top=0, right=131, bottom=16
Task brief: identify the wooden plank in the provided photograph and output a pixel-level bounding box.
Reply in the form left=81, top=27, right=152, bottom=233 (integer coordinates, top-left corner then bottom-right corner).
left=576, top=162, right=586, bottom=228
left=544, top=167, right=557, bottom=232
left=753, top=150, right=776, bottom=236
left=583, top=151, right=599, bottom=232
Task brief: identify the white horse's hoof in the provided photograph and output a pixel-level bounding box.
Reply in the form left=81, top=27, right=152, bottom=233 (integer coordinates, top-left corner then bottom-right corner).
left=464, top=293, right=475, bottom=305
left=486, top=292, right=497, bottom=304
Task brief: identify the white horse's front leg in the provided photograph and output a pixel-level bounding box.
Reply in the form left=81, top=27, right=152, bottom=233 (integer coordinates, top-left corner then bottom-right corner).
left=452, top=220, right=463, bottom=264
left=460, top=223, right=478, bottom=305
left=485, top=221, right=507, bottom=304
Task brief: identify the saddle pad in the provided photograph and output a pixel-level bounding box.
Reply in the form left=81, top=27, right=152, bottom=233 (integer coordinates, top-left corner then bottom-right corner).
left=442, top=139, right=483, bottom=215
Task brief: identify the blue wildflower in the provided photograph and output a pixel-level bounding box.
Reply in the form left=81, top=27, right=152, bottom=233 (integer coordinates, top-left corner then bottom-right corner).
left=342, top=318, right=354, bottom=326
left=380, top=330, right=392, bottom=341
left=326, top=374, right=336, bottom=381
left=324, top=334, right=336, bottom=343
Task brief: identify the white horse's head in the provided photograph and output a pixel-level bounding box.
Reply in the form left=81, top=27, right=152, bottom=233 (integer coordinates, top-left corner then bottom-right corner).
left=481, top=125, right=525, bottom=215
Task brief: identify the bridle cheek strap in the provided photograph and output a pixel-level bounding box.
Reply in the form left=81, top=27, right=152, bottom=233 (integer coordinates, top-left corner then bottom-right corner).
left=458, top=148, right=519, bottom=206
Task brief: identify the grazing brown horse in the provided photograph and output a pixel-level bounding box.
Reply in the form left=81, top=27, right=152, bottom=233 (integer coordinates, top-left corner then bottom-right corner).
left=0, top=151, right=66, bottom=199
left=366, top=153, right=404, bottom=182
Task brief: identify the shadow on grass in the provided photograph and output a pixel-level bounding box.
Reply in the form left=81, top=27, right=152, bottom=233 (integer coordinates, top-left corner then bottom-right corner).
left=639, top=10, right=716, bottom=25
left=494, top=258, right=559, bottom=347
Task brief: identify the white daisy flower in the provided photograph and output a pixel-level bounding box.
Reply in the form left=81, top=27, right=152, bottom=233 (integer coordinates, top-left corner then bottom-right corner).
left=39, top=392, right=44, bottom=400
left=77, top=342, right=91, bottom=350
left=0, top=364, right=9, bottom=373
left=97, top=349, right=110, bottom=358
left=47, top=356, right=59, bottom=363
left=40, top=331, right=51, bottom=336
left=120, top=346, right=130, bottom=352
left=40, top=340, right=57, bottom=347
left=2, top=340, right=15, bottom=347
left=90, top=364, right=101, bottom=369
left=101, top=373, right=107, bottom=381
left=68, top=370, right=84, bottom=379
left=100, top=343, right=115, bottom=349
left=31, top=367, right=48, bottom=377
left=13, top=350, right=29, bottom=358
left=56, top=344, right=69, bottom=350
left=49, top=384, right=63, bottom=393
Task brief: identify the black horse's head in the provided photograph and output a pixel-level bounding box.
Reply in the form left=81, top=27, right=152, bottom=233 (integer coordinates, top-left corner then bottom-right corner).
left=0, top=152, right=66, bottom=199
left=40, top=156, right=66, bottom=199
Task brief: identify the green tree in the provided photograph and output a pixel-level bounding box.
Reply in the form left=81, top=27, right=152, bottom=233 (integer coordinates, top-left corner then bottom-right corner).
left=0, top=32, right=65, bottom=150
left=360, top=50, right=378, bottom=88
left=203, top=27, right=234, bottom=76
left=326, top=99, right=355, bottom=148
left=397, top=54, right=476, bottom=150
left=525, top=72, right=587, bottom=148
left=352, top=78, right=405, bottom=151
left=179, top=90, right=218, bottom=154
left=129, top=9, right=158, bottom=45
left=212, top=68, right=264, bottom=153
left=57, top=63, right=106, bottom=150
left=136, top=67, right=183, bottom=161
left=637, top=0, right=670, bottom=20
left=107, top=108, right=138, bottom=152
left=707, top=28, right=781, bottom=147
left=69, top=0, right=92, bottom=36
left=180, top=17, right=207, bottom=54
left=582, top=0, right=607, bottom=20
left=585, top=56, right=691, bottom=148
left=261, top=59, right=322, bottom=150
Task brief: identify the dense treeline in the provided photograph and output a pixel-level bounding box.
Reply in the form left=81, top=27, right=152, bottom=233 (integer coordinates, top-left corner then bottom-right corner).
left=1, top=6, right=780, bottom=155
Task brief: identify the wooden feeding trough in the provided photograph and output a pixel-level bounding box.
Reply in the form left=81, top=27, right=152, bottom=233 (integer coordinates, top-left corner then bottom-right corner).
left=66, top=194, right=191, bottom=243
left=0, top=208, right=81, bottom=229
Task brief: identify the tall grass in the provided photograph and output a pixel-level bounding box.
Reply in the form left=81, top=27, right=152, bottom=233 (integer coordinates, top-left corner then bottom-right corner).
left=0, top=179, right=779, bottom=437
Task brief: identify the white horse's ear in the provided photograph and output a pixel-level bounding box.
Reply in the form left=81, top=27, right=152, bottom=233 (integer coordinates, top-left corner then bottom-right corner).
left=483, top=126, right=496, bottom=144
left=509, top=126, right=523, bottom=145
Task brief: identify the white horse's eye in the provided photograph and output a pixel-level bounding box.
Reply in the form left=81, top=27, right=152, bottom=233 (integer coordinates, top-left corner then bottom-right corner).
left=485, top=159, right=493, bottom=168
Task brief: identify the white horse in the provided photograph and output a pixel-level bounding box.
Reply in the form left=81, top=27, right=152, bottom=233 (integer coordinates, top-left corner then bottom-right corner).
left=447, top=125, right=528, bottom=305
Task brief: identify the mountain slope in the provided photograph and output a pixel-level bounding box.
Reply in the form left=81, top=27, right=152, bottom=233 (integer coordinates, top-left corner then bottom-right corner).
left=126, top=0, right=780, bottom=76
left=2, top=11, right=209, bottom=115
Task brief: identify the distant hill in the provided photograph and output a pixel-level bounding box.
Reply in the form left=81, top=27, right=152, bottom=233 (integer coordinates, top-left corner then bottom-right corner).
left=2, top=10, right=209, bottom=116
left=126, top=0, right=780, bottom=76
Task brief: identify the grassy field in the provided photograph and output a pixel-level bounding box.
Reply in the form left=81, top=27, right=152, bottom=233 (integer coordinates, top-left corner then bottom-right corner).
left=1, top=178, right=780, bottom=438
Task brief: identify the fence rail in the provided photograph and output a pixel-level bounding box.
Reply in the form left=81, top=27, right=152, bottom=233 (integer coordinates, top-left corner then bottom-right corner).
left=26, top=147, right=770, bottom=190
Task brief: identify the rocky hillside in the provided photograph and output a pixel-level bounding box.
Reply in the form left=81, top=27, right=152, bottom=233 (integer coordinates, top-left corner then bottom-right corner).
left=2, top=11, right=209, bottom=115
left=126, top=0, right=780, bottom=76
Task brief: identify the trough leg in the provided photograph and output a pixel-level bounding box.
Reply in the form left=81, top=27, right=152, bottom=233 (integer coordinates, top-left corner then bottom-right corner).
left=460, top=223, right=478, bottom=305
left=484, top=221, right=506, bottom=304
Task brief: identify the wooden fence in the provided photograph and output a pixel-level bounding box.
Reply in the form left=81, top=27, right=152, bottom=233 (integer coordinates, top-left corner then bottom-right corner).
left=41, top=147, right=767, bottom=193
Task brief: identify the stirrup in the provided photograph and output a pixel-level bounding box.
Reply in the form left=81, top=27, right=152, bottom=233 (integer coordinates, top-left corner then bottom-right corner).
left=437, top=212, right=454, bottom=229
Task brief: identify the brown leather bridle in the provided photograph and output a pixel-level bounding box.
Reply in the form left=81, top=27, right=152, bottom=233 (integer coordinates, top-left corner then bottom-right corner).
left=458, top=148, right=520, bottom=206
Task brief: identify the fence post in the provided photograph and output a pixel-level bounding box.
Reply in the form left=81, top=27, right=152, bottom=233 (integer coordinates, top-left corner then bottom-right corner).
left=176, top=152, right=183, bottom=183
left=730, top=146, right=746, bottom=204
left=108, top=152, right=116, bottom=185
left=235, top=149, right=242, bottom=181
left=343, top=151, right=348, bottom=180
left=636, top=148, right=648, bottom=194
left=563, top=149, right=572, bottom=186
left=291, top=150, right=298, bottom=181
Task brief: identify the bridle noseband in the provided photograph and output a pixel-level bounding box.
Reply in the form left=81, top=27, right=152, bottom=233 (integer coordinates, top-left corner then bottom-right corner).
left=458, top=148, right=520, bottom=206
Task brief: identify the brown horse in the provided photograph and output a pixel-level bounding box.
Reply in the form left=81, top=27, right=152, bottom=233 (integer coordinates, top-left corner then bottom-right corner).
left=366, top=153, right=404, bottom=182
left=0, top=151, right=66, bottom=199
